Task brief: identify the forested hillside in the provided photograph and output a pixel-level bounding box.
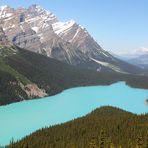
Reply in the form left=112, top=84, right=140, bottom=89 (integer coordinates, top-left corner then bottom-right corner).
left=8, top=106, right=148, bottom=148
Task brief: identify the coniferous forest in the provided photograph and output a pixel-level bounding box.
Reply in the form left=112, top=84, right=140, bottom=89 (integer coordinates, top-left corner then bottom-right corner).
left=7, top=106, right=148, bottom=148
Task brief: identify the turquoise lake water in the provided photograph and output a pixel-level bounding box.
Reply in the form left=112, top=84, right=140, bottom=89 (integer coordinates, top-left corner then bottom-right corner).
left=0, top=82, right=148, bottom=146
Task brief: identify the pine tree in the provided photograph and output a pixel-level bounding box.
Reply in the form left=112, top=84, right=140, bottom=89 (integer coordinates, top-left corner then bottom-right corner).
left=99, top=129, right=107, bottom=148
left=89, top=136, right=97, bottom=148
left=136, top=136, right=143, bottom=148
left=109, top=143, right=115, bottom=148
left=145, top=136, right=148, bottom=148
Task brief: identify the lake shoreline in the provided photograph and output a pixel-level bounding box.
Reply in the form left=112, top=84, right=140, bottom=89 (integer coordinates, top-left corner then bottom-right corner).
left=1, top=80, right=148, bottom=107
left=0, top=82, right=148, bottom=145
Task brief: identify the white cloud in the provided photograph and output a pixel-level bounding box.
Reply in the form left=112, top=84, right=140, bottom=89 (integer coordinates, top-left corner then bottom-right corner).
left=135, top=47, right=148, bottom=52
left=133, top=47, right=148, bottom=55
left=112, top=47, right=148, bottom=57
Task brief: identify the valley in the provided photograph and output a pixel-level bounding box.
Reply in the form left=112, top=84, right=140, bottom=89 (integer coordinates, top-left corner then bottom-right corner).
left=0, top=3, right=148, bottom=148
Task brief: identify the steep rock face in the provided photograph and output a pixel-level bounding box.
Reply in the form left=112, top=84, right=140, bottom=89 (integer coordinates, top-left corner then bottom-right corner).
left=52, top=20, right=103, bottom=57
left=0, top=5, right=143, bottom=74
left=52, top=20, right=115, bottom=66
left=21, top=83, right=47, bottom=98
left=0, top=27, right=10, bottom=46
left=12, top=29, right=42, bottom=53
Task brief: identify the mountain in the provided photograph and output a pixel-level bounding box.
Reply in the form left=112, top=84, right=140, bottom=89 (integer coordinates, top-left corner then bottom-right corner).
left=115, top=47, right=148, bottom=59
left=8, top=106, right=148, bottom=147
left=0, top=5, right=144, bottom=74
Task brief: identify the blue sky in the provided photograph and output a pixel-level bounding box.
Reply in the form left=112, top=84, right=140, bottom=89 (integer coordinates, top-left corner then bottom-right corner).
left=0, top=0, right=148, bottom=54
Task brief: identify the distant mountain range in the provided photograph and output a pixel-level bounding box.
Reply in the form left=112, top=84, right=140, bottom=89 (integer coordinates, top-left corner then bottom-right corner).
left=0, top=4, right=144, bottom=74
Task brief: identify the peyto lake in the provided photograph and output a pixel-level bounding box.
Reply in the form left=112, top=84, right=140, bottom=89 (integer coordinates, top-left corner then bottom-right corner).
left=0, top=82, right=148, bottom=146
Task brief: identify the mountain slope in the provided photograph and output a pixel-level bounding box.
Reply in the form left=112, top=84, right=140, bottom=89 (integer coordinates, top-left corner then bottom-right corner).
left=0, top=28, right=48, bottom=105
left=52, top=20, right=143, bottom=74
left=0, top=46, right=48, bottom=105
left=0, top=5, right=144, bottom=74
left=8, top=106, right=148, bottom=147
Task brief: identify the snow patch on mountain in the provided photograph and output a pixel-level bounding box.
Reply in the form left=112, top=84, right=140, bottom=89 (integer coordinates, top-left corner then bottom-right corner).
left=0, top=5, right=13, bottom=18
left=52, top=20, right=76, bottom=35
left=0, top=5, right=8, bottom=12
left=32, top=26, right=39, bottom=33
left=91, top=58, right=128, bottom=74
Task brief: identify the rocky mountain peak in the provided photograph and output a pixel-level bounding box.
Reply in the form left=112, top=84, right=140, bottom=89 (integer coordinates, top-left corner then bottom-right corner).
left=28, top=4, right=45, bottom=14
left=0, top=5, right=14, bottom=19
left=28, top=4, right=58, bottom=22
left=66, top=19, right=77, bottom=27
left=0, top=5, right=9, bottom=11
left=28, top=4, right=44, bottom=11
